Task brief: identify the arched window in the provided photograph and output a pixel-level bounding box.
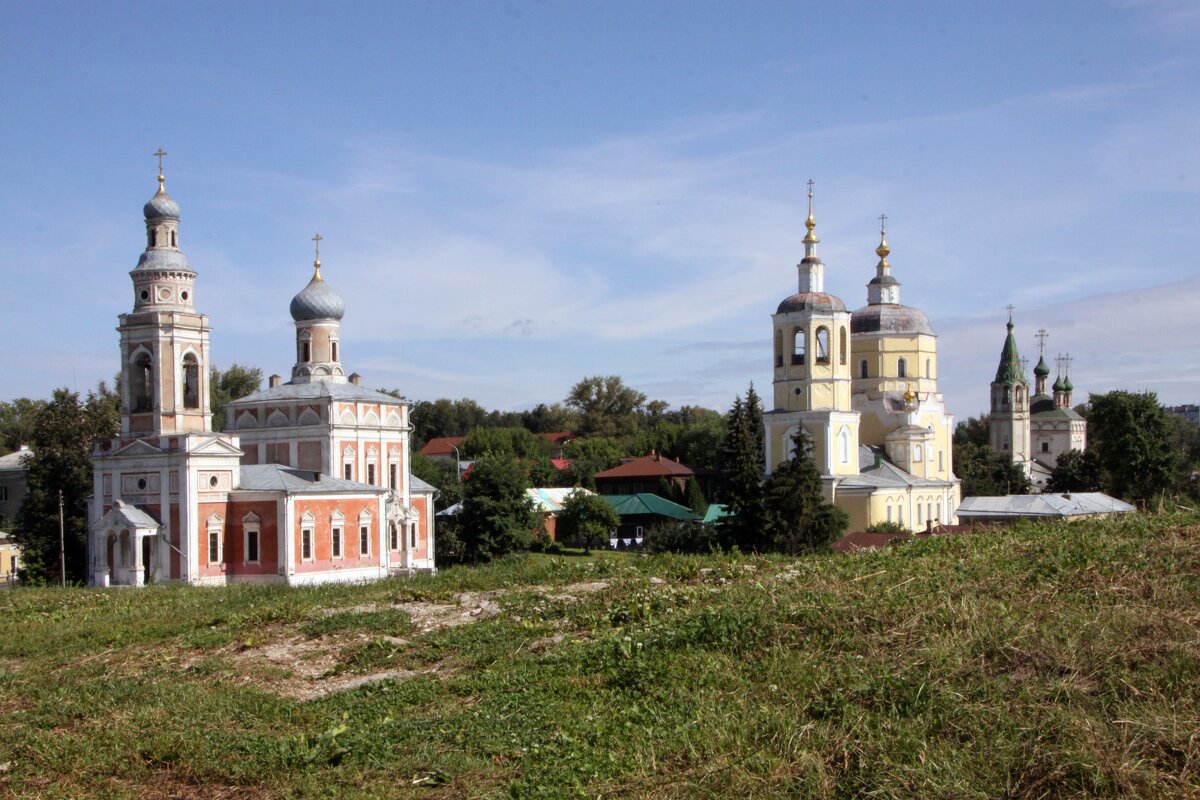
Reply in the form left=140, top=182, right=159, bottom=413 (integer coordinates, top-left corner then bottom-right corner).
left=331, top=340, right=339, bottom=363
left=897, top=357, right=907, bottom=378
left=838, top=427, right=851, bottom=464
left=170, top=230, right=176, bottom=247
left=859, top=360, right=869, bottom=379
left=792, top=328, right=805, bottom=365
left=925, top=358, right=931, bottom=378
left=774, top=330, right=783, bottom=367
left=182, top=353, right=200, bottom=410
left=839, top=327, right=847, bottom=365
left=133, top=353, right=153, bottom=412
left=300, top=341, right=311, bottom=363
left=815, top=327, right=830, bottom=364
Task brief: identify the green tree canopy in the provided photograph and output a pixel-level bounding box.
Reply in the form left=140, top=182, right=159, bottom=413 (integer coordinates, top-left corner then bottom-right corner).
left=1087, top=390, right=1178, bottom=505
left=954, top=415, right=991, bottom=447
left=565, top=375, right=648, bottom=438
left=1045, top=449, right=1103, bottom=494
left=556, top=490, right=620, bottom=554
left=0, top=398, right=48, bottom=454
left=210, top=364, right=263, bottom=432
left=457, top=453, right=536, bottom=563
left=562, top=436, right=625, bottom=489
left=953, top=441, right=1032, bottom=497
left=764, top=430, right=849, bottom=553
left=14, top=388, right=116, bottom=584
left=717, top=385, right=769, bottom=552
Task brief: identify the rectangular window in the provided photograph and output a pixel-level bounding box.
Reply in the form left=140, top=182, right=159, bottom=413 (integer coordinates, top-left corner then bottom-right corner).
left=390, top=523, right=398, bottom=550
left=359, top=525, right=370, bottom=556
left=389, top=463, right=398, bottom=491
left=410, top=523, right=417, bottom=549
left=344, top=463, right=353, bottom=480
left=367, top=463, right=377, bottom=485
left=887, top=506, right=893, bottom=523
left=208, top=530, right=221, bottom=564
left=0, top=486, right=7, bottom=502
left=246, top=529, right=260, bottom=563
left=301, top=528, right=313, bottom=561
left=1041, top=442, right=1050, bottom=452
left=332, top=526, right=342, bottom=559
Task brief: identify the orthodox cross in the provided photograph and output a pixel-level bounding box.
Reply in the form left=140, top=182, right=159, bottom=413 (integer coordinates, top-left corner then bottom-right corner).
left=312, top=233, right=323, bottom=264
left=153, top=148, right=167, bottom=181
left=1035, top=328, right=1049, bottom=357
left=1062, top=353, right=1073, bottom=376
left=1006, top=304, right=1015, bottom=323
left=1020, top=356, right=1028, bottom=376
left=807, top=178, right=815, bottom=197
left=878, top=213, right=887, bottom=233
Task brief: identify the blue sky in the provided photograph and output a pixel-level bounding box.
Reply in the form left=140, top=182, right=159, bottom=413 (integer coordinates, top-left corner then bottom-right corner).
left=3, top=1, right=1199, bottom=420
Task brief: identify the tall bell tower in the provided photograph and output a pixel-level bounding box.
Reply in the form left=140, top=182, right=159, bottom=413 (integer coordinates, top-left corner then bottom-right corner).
left=989, top=308, right=1031, bottom=473
left=118, top=150, right=213, bottom=437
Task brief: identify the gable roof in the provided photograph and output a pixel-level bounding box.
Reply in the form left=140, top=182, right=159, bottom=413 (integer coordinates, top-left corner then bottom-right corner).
left=957, top=492, right=1134, bottom=519
left=602, top=493, right=701, bottom=521
left=421, top=436, right=465, bottom=457
left=527, top=487, right=593, bottom=513
left=0, top=446, right=31, bottom=471
left=594, top=453, right=694, bottom=480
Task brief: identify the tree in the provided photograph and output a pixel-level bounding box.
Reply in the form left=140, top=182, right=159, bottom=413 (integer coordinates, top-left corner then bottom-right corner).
left=954, top=441, right=1032, bottom=497
left=764, top=430, right=849, bottom=553
left=1088, top=390, right=1178, bottom=505
left=409, top=398, right=491, bottom=447
left=521, top=403, right=579, bottom=435
left=556, top=490, right=620, bottom=554
left=0, top=398, right=48, bottom=454
left=562, top=436, right=625, bottom=489
left=565, top=375, right=648, bottom=438
left=1045, top=449, right=1103, bottom=493
left=457, top=453, right=536, bottom=563
left=210, top=364, right=263, bottom=431
left=462, top=427, right=549, bottom=460
left=13, top=389, right=113, bottom=584
left=683, top=476, right=708, bottom=516
left=717, top=388, right=769, bottom=552
left=954, top=415, right=991, bottom=447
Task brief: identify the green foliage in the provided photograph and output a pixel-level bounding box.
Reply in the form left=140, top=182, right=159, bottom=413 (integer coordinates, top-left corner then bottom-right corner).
left=864, top=520, right=910, bottom=534
left=520, top=402, right=578, bottom=435
left=1088, top=390, right=1178, bottom=504
left=954, top=441, right=1033, bottom=496
left=409, top=397, right=518, bottom=448
left=642, top=518, right=719, bottom=554
left=954, top=414, right=990, bottom=446
left=462, top=426, right=549, bottom=460
left=565, top=375, right=648, bottom=438
left=1045, top=448, right=1103, bottom=493
left=209, top=363, right=263, bottom=432
left=13, top=389, right=115, bottom=583
left=764, top=430, right=849, bottom=553
left=682, top=476, right=708, bottom=515
left=718, top=385, right=769, bottom=551
left=0, top=397, right=48, bottom=454
left=556, top=490, right=620, bottom=554
left=457, top=452, right=536, bottom=563
left=562, top=436, right=624, bottom=489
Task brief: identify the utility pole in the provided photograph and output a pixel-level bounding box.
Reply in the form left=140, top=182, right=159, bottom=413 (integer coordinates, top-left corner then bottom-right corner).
left=58, top=490, right=66, bottom=588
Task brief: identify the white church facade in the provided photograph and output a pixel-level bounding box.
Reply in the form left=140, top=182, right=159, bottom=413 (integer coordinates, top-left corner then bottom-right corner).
left=89, top=161, right=435, bottom=587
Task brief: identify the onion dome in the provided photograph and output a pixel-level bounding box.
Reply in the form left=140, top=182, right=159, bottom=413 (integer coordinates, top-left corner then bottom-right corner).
left=851, top=303, right=934, bottom=335
left=289, top=249, right=345, bottom=321
left=1063, top=374, right=1074, bottom=392
left=1034, top=355, right=1051, bottom=378
left=1052, top=374, right=1067, bottom=393
left=143, top=176, right=180, bottom=220
left=777, top=292, right=847, bottom=314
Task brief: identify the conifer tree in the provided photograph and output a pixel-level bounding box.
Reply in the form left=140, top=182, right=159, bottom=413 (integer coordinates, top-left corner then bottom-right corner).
left=718, top=388, right=769, bottom=551
left=764, top=430, right=849, bottom=553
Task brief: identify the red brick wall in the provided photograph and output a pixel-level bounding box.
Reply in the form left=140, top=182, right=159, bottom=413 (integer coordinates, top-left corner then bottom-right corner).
left=293, top=497, right=379, bottom=574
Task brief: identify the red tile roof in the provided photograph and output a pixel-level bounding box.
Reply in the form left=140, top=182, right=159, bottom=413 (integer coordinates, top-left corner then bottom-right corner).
left=594, top=452, right=694, bottom=480
left=420, top=436, right=465, bottom=457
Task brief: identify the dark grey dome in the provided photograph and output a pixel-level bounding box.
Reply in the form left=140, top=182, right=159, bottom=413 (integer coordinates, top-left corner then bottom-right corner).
left=290, top=274, right=345, bottom=321
left=144, top=188, right=180, bottom=220
left=1030, top=393, right=1055, bottom=414
left=776, top=292, right=847, bottom=314
left=867, top=274, right=900, bottom=287
left=133, top=248, right=192, bottom=273
left=850, top=304, right=934, bottom=335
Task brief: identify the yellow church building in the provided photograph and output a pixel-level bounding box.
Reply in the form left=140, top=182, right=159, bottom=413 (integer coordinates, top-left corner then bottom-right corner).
left=763, top=184, right=961, bottom=532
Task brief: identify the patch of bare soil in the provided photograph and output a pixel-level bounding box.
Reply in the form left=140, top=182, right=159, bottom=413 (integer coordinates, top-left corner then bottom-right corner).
left=227, top=580, right=612, bottom=700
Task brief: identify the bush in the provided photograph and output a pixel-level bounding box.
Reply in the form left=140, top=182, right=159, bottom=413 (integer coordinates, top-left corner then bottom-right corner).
left=864, top=521, right=909, bottom=534
left=643, top=519, right=719, bottom=555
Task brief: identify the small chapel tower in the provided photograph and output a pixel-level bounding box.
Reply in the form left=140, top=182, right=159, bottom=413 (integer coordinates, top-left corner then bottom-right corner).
left=118, top=151, right=213, bottom=436
left=990, top=309, right=1031, bottom=473
left=289, top=234, right=347, bottom=384
left=765, top=182, right=859, bottom=477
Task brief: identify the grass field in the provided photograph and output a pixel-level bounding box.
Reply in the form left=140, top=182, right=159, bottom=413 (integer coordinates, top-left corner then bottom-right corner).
left=0, top=513, right=1197, bottom=798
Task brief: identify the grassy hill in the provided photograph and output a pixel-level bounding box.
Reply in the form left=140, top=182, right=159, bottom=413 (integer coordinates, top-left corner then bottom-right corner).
left=1, top=513, right=1198, bottom=798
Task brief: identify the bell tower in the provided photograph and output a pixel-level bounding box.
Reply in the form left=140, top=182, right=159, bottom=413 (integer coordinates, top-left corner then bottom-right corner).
left=117, top=150, right=212, bottom=436
left=989, top=308, right=1031, bottom=473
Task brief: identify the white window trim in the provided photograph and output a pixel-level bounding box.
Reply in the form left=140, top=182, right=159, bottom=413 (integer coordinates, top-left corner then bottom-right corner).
left=244, top=525, right=261, bottom=564
left=301, top=527, right=314, bottom=562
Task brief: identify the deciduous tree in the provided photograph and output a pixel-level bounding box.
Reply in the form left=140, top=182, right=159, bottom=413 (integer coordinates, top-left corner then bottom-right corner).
left=565, top=375, right=647, bottom=438
left=210, top=364, right=263, bottom=431
left=1088, top=390, right=1178, bottom=505
left=457, top=453, right=536, bottom=563
left=556, top=490, right=620, bottom=554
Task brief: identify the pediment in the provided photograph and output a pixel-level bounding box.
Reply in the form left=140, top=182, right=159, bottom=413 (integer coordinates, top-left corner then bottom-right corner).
left=191, top=437, right=245, bottom=456
left=112, top=439, right=165, bottom=458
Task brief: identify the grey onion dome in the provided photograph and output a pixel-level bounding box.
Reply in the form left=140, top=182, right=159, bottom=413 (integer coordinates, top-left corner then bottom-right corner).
left=850, top=304, right=934, bottom=336
left=776, top=292, right=847, bottom=314
left=290, top=272, right=345, bottom=321
left=144, top=186, right=180, bottom=220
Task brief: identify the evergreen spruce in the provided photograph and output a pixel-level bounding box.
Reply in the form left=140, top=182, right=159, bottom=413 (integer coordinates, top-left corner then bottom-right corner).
left=718, top=387, right=769, bottom=551
left=764, top=430, right=849, bottom=553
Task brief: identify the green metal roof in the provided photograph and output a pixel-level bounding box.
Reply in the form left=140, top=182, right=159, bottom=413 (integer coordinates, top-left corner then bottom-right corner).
left=994, top=321, right=1026, bottom=385
left=602, top=493, right=702, bottom=521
